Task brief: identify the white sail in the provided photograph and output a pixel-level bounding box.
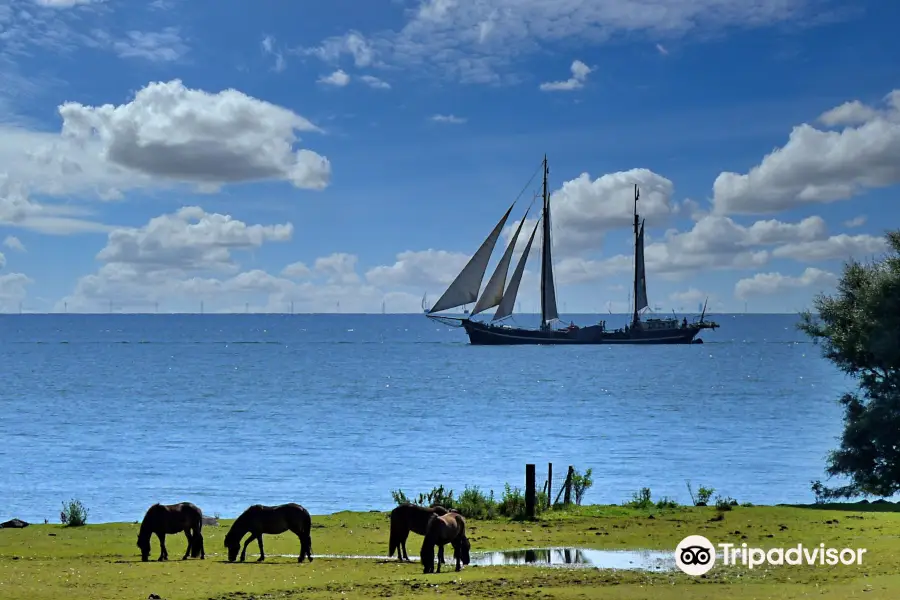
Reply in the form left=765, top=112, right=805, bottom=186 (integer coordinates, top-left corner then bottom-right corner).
left=540, top=175, right=559, bottom=324
left=493, top=219, right=540, bottom=321
left=428, top=203, right=515, bottom=314
left=634, top=220, right=649, bottom=312
left=471, top=208, right=530, bottom=316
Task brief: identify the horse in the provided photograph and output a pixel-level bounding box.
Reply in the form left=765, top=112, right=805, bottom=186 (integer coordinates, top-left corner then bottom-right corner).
left=223, top=503, right=312, bottom=563
left=388, top=504, right=451, bottom=563
left=420, top=512, right=470, bottom=574
left=136, top=502, right=204, bottom=562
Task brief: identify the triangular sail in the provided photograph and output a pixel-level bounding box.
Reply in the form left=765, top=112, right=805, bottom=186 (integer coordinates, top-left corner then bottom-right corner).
left=428, top=203, right=515, bottom=314
left=634, top=220, right=649, bottom=312
left=539, top=162, right=559, bottom=326
left=471, top=208, right=530, bottom=316
left=493, top=219, right=540, bottom=321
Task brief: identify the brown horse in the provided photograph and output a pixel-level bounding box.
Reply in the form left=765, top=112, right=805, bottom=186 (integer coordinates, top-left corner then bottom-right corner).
left=224, top=503, right=312, bottom=563
left=420, top=512, right=470, bottom=573
left=136, top=502, right=204, bottom=562
left=388, top=504, right=452, bottom=563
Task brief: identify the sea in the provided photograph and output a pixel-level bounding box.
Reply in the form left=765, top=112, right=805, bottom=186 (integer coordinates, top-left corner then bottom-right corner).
left=0, top=313, right=852, bottom=524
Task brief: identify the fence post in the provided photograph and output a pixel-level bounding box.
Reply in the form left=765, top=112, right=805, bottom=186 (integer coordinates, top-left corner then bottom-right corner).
left=564, top=465, right=574, bottom=505
left=525, top=463, right=536, bottom=519
left=547, top=463, right=553, bottom=509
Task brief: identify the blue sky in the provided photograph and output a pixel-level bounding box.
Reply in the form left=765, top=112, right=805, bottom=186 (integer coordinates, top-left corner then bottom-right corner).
left=0, top=0, right=897, bottom=314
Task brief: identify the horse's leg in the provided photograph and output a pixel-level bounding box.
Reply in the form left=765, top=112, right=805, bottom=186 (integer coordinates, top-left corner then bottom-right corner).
left=157, top=532, right=167, bottom=561
left=400, top=531, right=410, bottom=561
left=240, top=533, right=257, bottom=562
left=182, top=529, right=192, bottom=560
left=436, top=544, right=444, bottom=573
left=256, top=534, right=265, bottom=562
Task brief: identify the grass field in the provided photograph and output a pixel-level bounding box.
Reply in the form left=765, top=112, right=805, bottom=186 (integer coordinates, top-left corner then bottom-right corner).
left=2, top=503, right=899, bottom=599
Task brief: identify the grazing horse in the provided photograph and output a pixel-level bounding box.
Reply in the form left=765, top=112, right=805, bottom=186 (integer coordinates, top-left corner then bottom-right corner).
left=136, top=502, right=204, bottom=562
left=420, top=512, right=470, bottom=574
left=224, top=503, right=313, bottom=563
left=388, top=504, right=451, bottom=563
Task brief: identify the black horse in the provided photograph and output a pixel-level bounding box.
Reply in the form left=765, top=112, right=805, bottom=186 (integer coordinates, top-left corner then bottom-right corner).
left=136, top=502, right=204, bottom=562
left=223, top=503, right=313, bottom=563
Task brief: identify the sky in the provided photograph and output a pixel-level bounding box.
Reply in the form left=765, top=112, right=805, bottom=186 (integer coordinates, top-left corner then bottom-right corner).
left=0, top=0, right=897, bottom=315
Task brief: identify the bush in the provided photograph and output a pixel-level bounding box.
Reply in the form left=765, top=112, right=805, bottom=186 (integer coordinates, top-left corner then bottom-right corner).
left=656, top=496, right=679, bottom=509
left=686, top=481, right=715, bottom=506
left=390, top=485, right=455, bottom=509
left=625, top=487, right=654, bottom=509
left=572, top=468, right=594, bottom=505
left=715, top=496, right=737, bottom=511
left=456, top=486, right=496, bottom=519
left=60, top=499, right=89, bottom=527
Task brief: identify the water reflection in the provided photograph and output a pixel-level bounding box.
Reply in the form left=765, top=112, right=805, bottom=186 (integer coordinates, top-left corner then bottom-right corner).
left=471, top=547, right=673, bottom=571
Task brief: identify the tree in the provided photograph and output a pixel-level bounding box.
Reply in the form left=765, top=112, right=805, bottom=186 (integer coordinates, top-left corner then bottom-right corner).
left=799, top=230, right=900, bottom=499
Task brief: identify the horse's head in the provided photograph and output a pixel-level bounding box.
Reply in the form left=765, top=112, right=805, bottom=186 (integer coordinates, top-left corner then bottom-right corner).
left=223, top=531, right=240, bottom=563
left=420, top=543, right=435, bottom=574
left=456, top=536, right=471, bottom=566
left=136, top=533, right=151, bottom=562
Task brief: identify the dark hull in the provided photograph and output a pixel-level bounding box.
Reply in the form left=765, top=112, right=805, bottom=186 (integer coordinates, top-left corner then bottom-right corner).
left=461, top=320, right=702, bottom=345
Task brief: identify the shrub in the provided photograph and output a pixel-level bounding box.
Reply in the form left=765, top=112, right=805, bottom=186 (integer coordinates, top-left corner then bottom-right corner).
left=625, top=487, right=654, bottom=509
left=60, top=499, right=89, bottom=527
left=456, top=486, right=496, bottom=519
left=390, top=485, right=455, bottom=509
left=572, top=468, right=594, bottom=506
left=656, top=496, right=679, bottom=509
left=715, top=496, right=737, bottom=511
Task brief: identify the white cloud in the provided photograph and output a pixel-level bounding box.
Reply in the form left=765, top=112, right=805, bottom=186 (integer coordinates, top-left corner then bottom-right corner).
left=3, top=235, right=25, bottom=252
left=318, top=69, right=351, bottom=87
left=360, top=75, right=391, bottom=89
left=112, top=28, right=189, bottom=62
left=262, top=35, right=286, bottom=72
left=314, top=253, right=360, bottom=285
left=365, top=249, right=470, bottom=289
left=539, top=60, right=592, bottom=92
left=58, top=79, right=331, bottom=191
left=656, top=43, right=669, bottom=55
left=0, top=174, right=110, bottom=234
left=297, top=31, right=374, bottom=68
left=34, top=0, right=93, bottom=6
left=712, top=90, right=900, bottom=215
left=430, top=114, right=466, bottom=124
left=771, top=233, right=887, bottom=262
left=844, top=215, right=866, bottom=228
left=0, top=272, right=32, bottom=312
left=300, top=0, right=820, bottom=83
left=734, top=267, right=837, bottom=299
left=668, top=287, right=712, bottom=307
left=281, top=261, right=312, bottom=279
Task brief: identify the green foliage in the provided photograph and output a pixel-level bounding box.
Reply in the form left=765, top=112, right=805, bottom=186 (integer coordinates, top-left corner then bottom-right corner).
left=456, top=486, right=496, bottom=520
left=685, top=481, right=715, bottom=506
left=655, top=496, right=679, bottom=509
left=625, top=487, right=653, bottom=509
left=715, top=496, right=737, bottom=511
left=390, top=485, right=455, bottom=509
left=799, top=230, right=900, bottom=499
left=571, top=468, right=594, bottom=505
left=60, top=499, right=89, bottom=527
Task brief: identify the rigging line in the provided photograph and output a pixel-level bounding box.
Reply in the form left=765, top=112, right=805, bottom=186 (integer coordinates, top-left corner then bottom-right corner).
left=510, top=159, right=546, bottom=207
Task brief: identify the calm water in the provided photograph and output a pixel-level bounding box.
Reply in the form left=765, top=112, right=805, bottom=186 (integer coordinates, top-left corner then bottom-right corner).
left=0, top=313, right=850, bottom=524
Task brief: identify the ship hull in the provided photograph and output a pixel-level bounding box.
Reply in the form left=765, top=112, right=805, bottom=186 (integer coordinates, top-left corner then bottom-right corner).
left=461, top=320, right=702, bottom=345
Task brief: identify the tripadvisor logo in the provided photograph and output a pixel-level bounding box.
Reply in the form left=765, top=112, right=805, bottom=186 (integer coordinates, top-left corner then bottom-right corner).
left=675, top=535, right=867, bottom=576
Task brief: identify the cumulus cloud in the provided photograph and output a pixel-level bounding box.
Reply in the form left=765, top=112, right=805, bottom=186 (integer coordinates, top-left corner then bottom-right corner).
left=771, top=233, right=887, bottom=262
left=57, top=207, right=426, bottom=313
left=360, top=75, right=391, bottom=89
left=0, top=272, right=32, bottom=312
left=844, top=215, right=866, bottom=228
left=318, top=70, right=351, bottom=87
left=297, top=31, right=374, bottom=68
left=365, top=249, right=470, bottom=289
left=712, top=90, right=900, bottom=214
left=58, top=79, right=331, bottom=191
left=0, top=174, right=110, bottom=234
left=539, top=60, right=592, bottom=92
left=734, top=267, right=837, bottom=299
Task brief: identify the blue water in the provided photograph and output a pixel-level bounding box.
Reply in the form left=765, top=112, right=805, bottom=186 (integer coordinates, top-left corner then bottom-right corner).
left=0, top=313, right=851, bottom=524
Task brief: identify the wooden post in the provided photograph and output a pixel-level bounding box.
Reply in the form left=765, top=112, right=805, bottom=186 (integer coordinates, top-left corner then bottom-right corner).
left=525, top=463, right=536, bottom=519
left=547, top=463, right=553, bottom=509
left=564, top=465, right=574, bottom=505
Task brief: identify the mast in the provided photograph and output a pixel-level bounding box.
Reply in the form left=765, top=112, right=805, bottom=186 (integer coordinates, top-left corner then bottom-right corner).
left=539, top=155, right=559, bottom=330
left=632, top=184, right=639, bottom=327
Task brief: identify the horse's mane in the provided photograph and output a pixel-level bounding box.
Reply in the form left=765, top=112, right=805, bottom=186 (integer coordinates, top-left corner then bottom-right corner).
left=137, top=504, right=160, bottom=541
left=225, top=507, right=252, bottom=544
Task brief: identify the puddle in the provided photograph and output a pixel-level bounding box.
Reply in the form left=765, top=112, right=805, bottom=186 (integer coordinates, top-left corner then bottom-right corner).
left=471, top=548, right=674, bottom=571
left=222, top=549, right=676, bottom=571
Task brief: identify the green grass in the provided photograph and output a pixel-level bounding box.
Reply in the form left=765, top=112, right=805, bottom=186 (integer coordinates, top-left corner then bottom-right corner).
left=2, top=503, right=899, bottom=599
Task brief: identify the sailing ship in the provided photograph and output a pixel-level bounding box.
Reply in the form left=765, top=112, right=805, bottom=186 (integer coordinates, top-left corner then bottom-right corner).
left=423, top=155, right=719, bottom=345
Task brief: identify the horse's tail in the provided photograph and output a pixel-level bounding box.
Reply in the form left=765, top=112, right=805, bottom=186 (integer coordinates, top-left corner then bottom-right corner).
left=191, top=511, right=204, bottom=558
left=388, top=508, right=402, bottom=557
